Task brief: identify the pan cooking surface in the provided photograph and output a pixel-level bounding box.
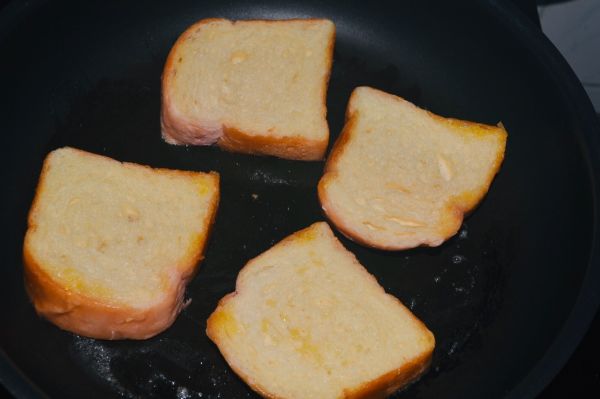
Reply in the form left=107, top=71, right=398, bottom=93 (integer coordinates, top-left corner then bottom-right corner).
left=1, top=1, right=599, bottom=398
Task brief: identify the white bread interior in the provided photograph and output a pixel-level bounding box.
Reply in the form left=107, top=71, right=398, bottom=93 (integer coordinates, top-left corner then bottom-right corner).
left=161, top=18, right=335, bottom=161
left=23, top=147, right=219, bottom=339
left=319, top=87, right=507, bottom=250
left=207, top=222, right=435, bottom=399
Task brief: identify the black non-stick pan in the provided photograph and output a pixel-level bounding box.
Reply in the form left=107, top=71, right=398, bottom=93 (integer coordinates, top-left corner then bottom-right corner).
left=1, top=0, right=599, bottom=398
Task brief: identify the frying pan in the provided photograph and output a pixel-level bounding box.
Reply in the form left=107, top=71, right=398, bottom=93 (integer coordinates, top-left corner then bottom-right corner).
left=1, top=0, right=599, bottom=398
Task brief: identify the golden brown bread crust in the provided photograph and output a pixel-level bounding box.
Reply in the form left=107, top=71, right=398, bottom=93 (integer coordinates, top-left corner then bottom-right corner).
left=318, top=87, right=507, bottom=251
left=208, top=309, right=431, bottom=399
left=343, top=350, right=432, bottom=399
left=161, top=18, right=335, bottom=161
left=23, top=250, right=189, bottom=340
left=206, top=222, right=434, bottom=398
left=218, top=125, right=328, bottom=161
left=23, top=149, right=220, bottom=340
left=206, top=292, right=285, bottom=399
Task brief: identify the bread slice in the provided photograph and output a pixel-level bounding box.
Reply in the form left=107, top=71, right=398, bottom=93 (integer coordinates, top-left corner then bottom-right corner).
left=318, top=87, right=507, bottom=250
left=161, top=18, right=335, bottom=161
left=23, top=147, right=219, bottom=340
left=207, top=222, right=434, bottom=398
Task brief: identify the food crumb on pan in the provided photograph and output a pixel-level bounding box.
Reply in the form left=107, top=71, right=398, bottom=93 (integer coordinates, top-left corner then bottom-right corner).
left=176, top=386, right=192, bottom=399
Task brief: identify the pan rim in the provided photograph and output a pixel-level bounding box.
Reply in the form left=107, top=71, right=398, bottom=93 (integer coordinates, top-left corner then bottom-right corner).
left=0, top=0, right=599, bottom=398
left=479, top=0, right=600, bottom=398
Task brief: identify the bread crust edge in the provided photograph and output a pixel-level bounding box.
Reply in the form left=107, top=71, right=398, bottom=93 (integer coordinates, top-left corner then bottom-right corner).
left=161, top=18, right=335, bottom=161
left=23, top=147, right=220, bottom=340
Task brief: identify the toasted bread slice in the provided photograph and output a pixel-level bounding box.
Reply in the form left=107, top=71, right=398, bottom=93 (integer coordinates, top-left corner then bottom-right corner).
left=161, top=18, right=335, bottom=161
left=23, top=147, right=219, bottom=339
left=319, top=87, right=507, bottom=250
left=207, top=222, right=434, bottom=398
